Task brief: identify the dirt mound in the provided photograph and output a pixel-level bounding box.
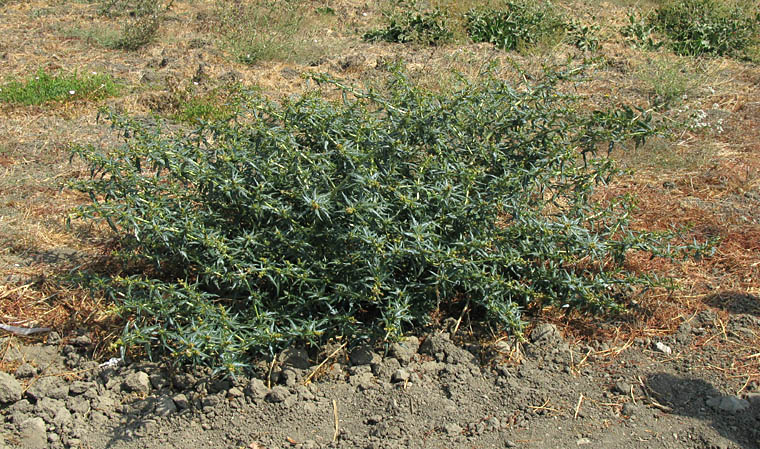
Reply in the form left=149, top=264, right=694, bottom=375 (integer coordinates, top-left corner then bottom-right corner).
left=2, top=316, right=759, bottom=449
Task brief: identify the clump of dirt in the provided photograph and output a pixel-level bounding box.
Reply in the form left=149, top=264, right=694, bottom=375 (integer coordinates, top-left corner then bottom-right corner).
left=2, top=311, right=759, bottom=449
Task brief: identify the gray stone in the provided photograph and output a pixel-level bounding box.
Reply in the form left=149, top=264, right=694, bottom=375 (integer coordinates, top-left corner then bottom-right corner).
left=53, top=406, right=73, bottom=427
left=280, top=369, right=300, bottom=387
left=201, top=394, right=221, bottom=408
left=123, top=371, right=151, bottom=395
left=654, top=342, right=672, bottom=355
left=391, top=369, right=410, bottom=383
left=530, top=323, right=563, bottom=345
left=444, top=423, right=462, bottom=436
left=420, top=333, right=476, bottom=365
left=278, top=348, right=311, bottom=370
left=265, top=386, right=291, bottom=403
left=621, top=402, right=640, bottom=416
left=227, top=386, right=245, bottom=399
left=25, top=377, right=66, bottom=401
left=745, top=392, right=760, bottom=405
left=19, top=417, right=47, bottom=449
left=149, top=373, right=169, bottom=390
left=71, top=335, right=92, bottom=347
left=172, top=393, right=190, bottom=410
left=707, top=396, right=750, bottom=414
left=66, top=396, right=90, bottom=414
left=92, top=394, right=116, bottom=412
left=349, top=345, right=380, bottom=366
left=36, top=397, right=66, bottom=423
left=154, top=396, right=178, bottom=417
left=0, top=371, right=22, bottom=404
left=613, top=381, right=632, bottom=395
left=576, top=438, right=592, bottom=445
left=14, top=363, right=37, bottom=379
left=245, top=378, right=269, bottom=399
left=68, top=381, right=90, bottom=395
left=390, top=337, right=419, bottom=365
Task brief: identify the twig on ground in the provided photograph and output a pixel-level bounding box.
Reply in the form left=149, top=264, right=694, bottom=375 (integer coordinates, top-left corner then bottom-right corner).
left=573, top=394, right=584, bottom=420
left=303, top=342, right=347, bottom=385
left=332, top=399, right=339, bottom=442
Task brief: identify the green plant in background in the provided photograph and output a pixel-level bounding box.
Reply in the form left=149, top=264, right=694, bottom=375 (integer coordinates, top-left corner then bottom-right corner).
left=634, top=56, right=705, bottom=109
left=565, top=19, right=600, bottom=52
left=621, top=10, right=664, bottom=50
left=69, top=66, right=711, bottom=374
left=465, top=1, right=566, bottom=51
left=0, top=69, right=119, bottom=106
left=173, top=84, right=246, bottom=125
left=214, top=0, right=331, bottom=65
left=96, top=0, right=174, bottom=50
left=364, top=9, right=454, bottom=45
left=652, top=0, right=759, bottom=57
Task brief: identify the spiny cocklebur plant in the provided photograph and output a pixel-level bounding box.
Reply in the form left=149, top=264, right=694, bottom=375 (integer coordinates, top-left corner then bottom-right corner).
left=69, top=66, right=713, bottom=374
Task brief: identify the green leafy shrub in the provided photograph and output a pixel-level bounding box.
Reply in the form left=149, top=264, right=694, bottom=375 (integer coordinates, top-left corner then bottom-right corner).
left=465, top=1, right=566, bottom=51
left=69, top=67, right=709, bottom=373
left=364, top=9, right=454, bottom=45
left=653, top=0, right=759, bottom=57
left=0, top=69, right=119, bottom=106
left=621, top=10, right=664, bottom=51
left=566, top=19, right=600, bottom=52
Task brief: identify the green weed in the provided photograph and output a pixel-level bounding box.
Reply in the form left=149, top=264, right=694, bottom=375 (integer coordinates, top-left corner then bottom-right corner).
left=69, top=67, right=711, bottom=374
left=653, top=0, right=759, bottom=57
left=634, top=56, right=706, bottom=109
left=621, top=10, right=664, bottom=50
left=0, top=70, right=119, bottom=106
left=465, top=1, right=566, bottom=52
left=364, top=9, right=454, bottom=45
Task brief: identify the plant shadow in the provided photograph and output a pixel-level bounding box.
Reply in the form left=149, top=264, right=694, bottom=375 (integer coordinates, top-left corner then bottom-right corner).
left=703, top=291, right=760, bottom=317
left=646, top=373, right=760, bottom=449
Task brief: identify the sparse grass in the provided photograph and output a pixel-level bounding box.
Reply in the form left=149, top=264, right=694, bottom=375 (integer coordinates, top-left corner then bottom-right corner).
left=633, top=56, right=706, bottom=109
left=214, top=0, right=336, bottom=65
left=0, top=69, right=119, bottom=106
left=173, top=84, right=246, bottom=124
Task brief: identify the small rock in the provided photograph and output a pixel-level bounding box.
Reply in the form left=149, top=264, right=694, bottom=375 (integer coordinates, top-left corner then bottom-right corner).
left=444, top=423, right=462, bottom=436
left=245, top=379, right=269, bottom=399
left=123, top=372, right=151, bottom=395
left=14, top=363, right=37, bottom=379
left=227, top=387, right=244, bottom=399
left=745, top=392, right=760, bottom=405
left=154, top=396, right=178, bottom=417
left=201, top=394, right=221, bottom=408
left=66, top=396, right=90, bottom=414
left=391, top=369, right=410, bottom=383
left=654, top=342, right=672, bottom=355
left=576, top=437, right=592, bottom=445
left=530, top=323, right=563, bottom=345
left=172, top=393, right=190, bottom=410
left=504, top=440, right=517, bottom=448
left=68, top=381, right=90, bottom=395
left=36, top=397, right=66, bottom=423
left=46, top=332, right=61, bottom=345
left=622, top=402, right=640, bottom=416
left=71, top=335, right=92, bottom=347
left=149, top=373, right=169, bottom=390
left=53, top=406, right=73, bottom=427
left=0, top=371, right=22, bottom=404
left=613, top=381, right=632, bottom=395
left=279, top=348, right=311, bottom=370
left=19, top=417, right=47, bottom=449
left=349, top=345, right=380, bottom=366
left=707, top=396, right=750, bottom=414
left=265, top=386, right=291, bottom=403
left=280, top=369, right=300, bottom=387
left=390, top=337, right=419, bottom=365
